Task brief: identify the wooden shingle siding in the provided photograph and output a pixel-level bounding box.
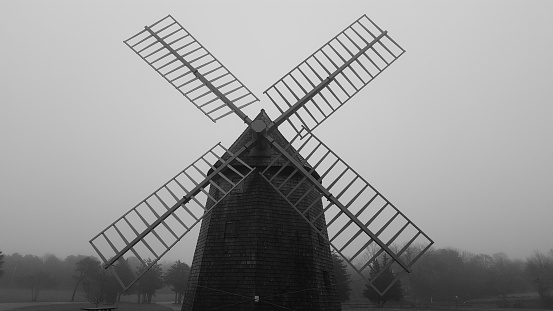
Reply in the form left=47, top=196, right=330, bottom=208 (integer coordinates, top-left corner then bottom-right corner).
left=182, top=112, right=341, bottom=311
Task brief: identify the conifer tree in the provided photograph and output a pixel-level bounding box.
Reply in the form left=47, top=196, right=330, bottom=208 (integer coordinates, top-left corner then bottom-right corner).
left=363, top=254, right=403, bottom=307
left=332, top=252, right=351, bottom=302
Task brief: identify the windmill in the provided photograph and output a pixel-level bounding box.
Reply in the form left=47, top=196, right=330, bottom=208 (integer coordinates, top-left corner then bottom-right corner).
left=90, top=14, right=433, bottom=310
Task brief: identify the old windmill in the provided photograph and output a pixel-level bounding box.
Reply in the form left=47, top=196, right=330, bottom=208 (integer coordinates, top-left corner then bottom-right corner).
left=90, top=14, right=433, bottom=310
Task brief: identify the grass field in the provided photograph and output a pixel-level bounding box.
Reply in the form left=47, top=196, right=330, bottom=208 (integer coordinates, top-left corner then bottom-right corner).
left=0, top=289, right=84, bottom=303
left=1, top=288, right=550, bottom=311
left=8, top=302, right=174, bottom=311
left=4, top=301, right=553, bottom=311
left=0, top=288, right=175, bottom=304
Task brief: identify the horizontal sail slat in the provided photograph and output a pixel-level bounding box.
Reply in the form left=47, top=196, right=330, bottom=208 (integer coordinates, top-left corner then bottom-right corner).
left=264, top=15, right=405, bottom=136
left=261, top=131, right=433, bottom=296
left=125, top=15, right=258, bottom=122
left=89, top=142, right=255, bottom=291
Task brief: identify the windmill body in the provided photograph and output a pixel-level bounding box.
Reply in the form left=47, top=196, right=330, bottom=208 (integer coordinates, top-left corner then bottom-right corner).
left=89, top=14, right=433, bottom=311
left=183, top=111, right=339, bottom=310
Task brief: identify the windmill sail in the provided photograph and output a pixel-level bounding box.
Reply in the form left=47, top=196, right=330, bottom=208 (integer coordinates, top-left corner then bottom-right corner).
left=125, top=15, right=258, bottom=123
left=260, top=131, right=433, bottom=295
left=93, top=13, right=434, bottom=303
left=265, top=15, right=404, bottom=135
left=90, top=143, right=255, bottom=290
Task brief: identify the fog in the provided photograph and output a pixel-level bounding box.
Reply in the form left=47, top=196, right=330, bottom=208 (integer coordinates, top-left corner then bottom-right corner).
left=0, top=1, right=551, bottom=264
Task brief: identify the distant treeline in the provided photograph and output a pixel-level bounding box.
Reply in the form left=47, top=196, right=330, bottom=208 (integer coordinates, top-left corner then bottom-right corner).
left=0, top=253, right=89, bottom=290
left=0, top=252, right=188, bottom=303
left=347, top=247, right=553, bottom=308
left=0, top=253, right=178, bottom=290
left=0, top=248, right=552, bottom=308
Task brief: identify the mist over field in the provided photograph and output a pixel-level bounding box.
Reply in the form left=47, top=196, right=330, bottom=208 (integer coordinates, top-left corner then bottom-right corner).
left=0, top=0, right=551, bottom=309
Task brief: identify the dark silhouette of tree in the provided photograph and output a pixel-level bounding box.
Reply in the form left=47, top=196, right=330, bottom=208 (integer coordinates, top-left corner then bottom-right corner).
left=409, top=248, right=464, bottom=300
left=398, top=243, right=425, bottom=299
left=164, top=260, right=190, bottom=304
left=526, top=250, right=553, bottom=308
left=135, top=259, right=164, bottom=303
left=0, top=253, right=91, bottom=290
left=113, top=258, right=136, bottom=302
left=363, top=254, right=403, bottom=307
left=104, top=273, right=121, bottom=305
left=22, top=270, right=55, bottom=302
left=64, top=255, right=90, bottom=286
left=42, top=254, right=62, bottom=287
left=331, top=252, right=351, bottom=302
left=81, top=266, right=120, bottom=306
left=71, top=257, right=101, bottom=302
left=0, top=251, right=4, bottom=278
left=82, top=269, right=106, bottom=306
left=403, top=248, right=529, bottom=305
left=490, top=252, right=526, bottom=307
left=7, top=254, right=56, bottom=302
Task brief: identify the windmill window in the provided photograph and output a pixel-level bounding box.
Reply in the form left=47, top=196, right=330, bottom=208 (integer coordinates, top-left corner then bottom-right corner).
left=322, top=270, right=330, bottom=287
left=233, top=181, right=244, bottom=193
left=316, top=225, right=325, bottom=246
left=318, top=234, right=325, bottom=246
left=224, top=221, right=237, bottom=238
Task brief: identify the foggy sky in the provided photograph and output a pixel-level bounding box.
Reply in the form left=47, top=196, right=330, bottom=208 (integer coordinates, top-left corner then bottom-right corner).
left=0, top=0, right=551, bottom=264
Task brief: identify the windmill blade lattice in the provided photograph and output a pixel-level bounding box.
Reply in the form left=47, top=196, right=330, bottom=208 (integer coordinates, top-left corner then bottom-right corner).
left=265, top=15, right=404, bottom=135
left=92, top=13, right=434, bottom=306
left=260, top=131, right=432, bottom=295
left=89, top=143, right=255, bottom=290
left=125, top=15, right=259, bottom=123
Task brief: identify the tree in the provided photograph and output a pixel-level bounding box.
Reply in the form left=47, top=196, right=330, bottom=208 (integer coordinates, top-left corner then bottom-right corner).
left=409, top=248, right=465, bottom=301
left=104, top=272, right=121, bottom=305
left=112, top=258, right=136, bottom=302
left=25, top=271, right=48, bottom=301
left=12, top=254, right=56, bottom=302
left=526, top=250, right=553, bottom=308
left=82, top=269, right=106, bottom=306
left=331, top=252, right=351, bottom=302
left=135, top=260, right=164, bottom=303
left=81, top=266, right=119, bottom=306
left=363, top=254, right=403, bottom=307
left=164, top=260, right=190, bottom=304
left=0, top=251, right=4, bottom=278
left=71, top=257, right=102, bottom=302
left=489, top=253, right=526, bottom=307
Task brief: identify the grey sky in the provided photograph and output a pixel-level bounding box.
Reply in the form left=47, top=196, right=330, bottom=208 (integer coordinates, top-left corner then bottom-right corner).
left=1, top=1, right=551, bottom=264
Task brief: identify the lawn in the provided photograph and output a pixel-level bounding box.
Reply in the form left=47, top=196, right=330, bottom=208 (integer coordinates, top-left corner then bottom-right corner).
left=10, top=303, right=173, bottom=311
left=2, top=289, right=549, bottom=311
left=0, top=289, right=85, bottom=303
left=11, top=302, right=552, bottom=311
left=0, top=288, right=174, bottom=304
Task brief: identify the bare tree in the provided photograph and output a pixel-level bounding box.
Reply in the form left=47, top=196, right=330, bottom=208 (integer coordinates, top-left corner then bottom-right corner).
left=0, top=251, right=4, bottom=278
left=399, top=243, right=427, bottom=301
left=81, top=268, right=119, bottom=306
left=82, top=269, right=107, bottom=307
left=23, top=270, right=54, bottom=302
left=491, top=253, right=525, bottom=307
left=526, top=250, right=553, bottom=308
left=72, top=257, right=101, bottom=302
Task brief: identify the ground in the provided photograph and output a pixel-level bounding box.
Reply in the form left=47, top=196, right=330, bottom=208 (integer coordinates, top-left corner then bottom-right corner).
left=0, top=289, right=551, bottom=311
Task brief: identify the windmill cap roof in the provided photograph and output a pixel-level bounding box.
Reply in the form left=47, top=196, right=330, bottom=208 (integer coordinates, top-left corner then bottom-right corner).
left=224, top=110, right=305, bottom=166
left=208, top=110, right=320, bottom=179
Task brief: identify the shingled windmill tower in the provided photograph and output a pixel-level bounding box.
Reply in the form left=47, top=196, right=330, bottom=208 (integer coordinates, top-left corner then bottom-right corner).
left=90, top=15, right=433, bottom=311
left=181, top=110, right=340, bottom=310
